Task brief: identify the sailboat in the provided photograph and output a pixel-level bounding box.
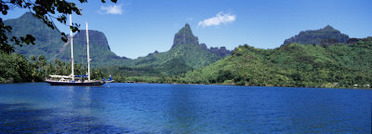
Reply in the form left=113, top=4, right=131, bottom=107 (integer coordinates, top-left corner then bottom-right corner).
left=45, top=15, right=108, bottom=86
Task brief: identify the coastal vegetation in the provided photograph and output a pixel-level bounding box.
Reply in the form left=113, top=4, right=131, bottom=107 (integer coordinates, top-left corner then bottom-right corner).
left=1, top=11, right=371, bottom=88
left=0, top=54, right=103, bottom=83
left=103, top=25, right=371, bottom=89
left=183, top=41, right=371, bottom=88
left=105, top=40, right=371, bottom=89
left=0, top=0, right=117, bottom=54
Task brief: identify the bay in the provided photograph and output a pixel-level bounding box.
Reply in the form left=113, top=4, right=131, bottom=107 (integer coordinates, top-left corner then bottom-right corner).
left=0, top=83, right=371, bottom=133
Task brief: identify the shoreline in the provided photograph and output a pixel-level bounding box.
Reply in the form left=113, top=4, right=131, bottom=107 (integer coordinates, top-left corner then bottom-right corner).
left=118, top=80, right=371, bottom=90
left=2, top=81, right=370, bottom=90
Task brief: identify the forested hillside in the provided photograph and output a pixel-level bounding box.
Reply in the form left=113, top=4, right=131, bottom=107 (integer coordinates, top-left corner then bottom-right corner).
left=3, top=12, right=371, bottom=88
left=6, top=13, right=230, bottom=75
left=105, top=24, right=231, bottom=76
left=4, top=12, right=64, bottom=60
left=4, top=12, right=129, bottom=67
left=183, top=38, right=371, bottom=88
left=0, top=54, right=104, bottom=83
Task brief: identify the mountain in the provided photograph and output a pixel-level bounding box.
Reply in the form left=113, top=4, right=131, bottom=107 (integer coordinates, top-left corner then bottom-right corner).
left=283, top=25, right=350, bottom=46
left=204, top=44, right=232, bottom=57
left=171, top=23, right=199, bottom=48
left=5, top=12, right=129, bottom=67
left=6, top=13, right=231, bottom=75
left=171, top=24, right=232, bottom=57
left=55, top=30, right=129, bottom=67
left=184, top=39, right=371, bottom=88
left=130, top=24, right=229, bottom=75
left=4, top=12, right=64, bottom=60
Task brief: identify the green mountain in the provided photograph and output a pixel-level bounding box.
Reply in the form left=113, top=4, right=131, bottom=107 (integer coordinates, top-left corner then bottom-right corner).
left=55, top=30, right=129, bottom=67
left=6, top=13, right=231, bottom=76
left=3, top=12, right=371, bottom=88
left=171, top=23, right=199, bottom=48
left=129, top=24, right=227, bottom=75
left=4, top=12, right=64, bottom=60
left=184, top=38, right=371, bottom=88
left=5, top=12, right=130, bottom=67
left=283, top=25, right=350, bottom=46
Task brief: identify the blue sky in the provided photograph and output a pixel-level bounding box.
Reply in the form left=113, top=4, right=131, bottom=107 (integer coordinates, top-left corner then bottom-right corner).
left=3, top=0, right=372, bottom=59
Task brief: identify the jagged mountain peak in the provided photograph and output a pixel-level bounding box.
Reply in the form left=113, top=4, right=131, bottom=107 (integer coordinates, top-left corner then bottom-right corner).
left=171, top=23, right=199, bottom=48
left=184, top=23, right=191, bottom=29
left=179, top=23, right=192, bottom=33
left=323, top=25, right=335, bottom=31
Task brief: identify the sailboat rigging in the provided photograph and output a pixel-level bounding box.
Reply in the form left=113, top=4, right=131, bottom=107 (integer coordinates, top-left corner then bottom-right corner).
left=45, top=15, right=110, bottom=86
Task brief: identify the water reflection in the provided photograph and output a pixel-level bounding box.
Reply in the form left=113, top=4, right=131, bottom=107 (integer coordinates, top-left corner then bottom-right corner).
left=166, top=85, right=201, bottom=133
left=0, top=83, right=371, bottom=133
left=0, top=102, right=133, bottom=133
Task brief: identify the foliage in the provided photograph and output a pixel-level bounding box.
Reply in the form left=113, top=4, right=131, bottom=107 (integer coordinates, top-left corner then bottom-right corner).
left=7, top=14, right=227, bottom=77
left=126, top=23, right=223, bottom=75
left=4, top=14, right=130, bottom=68
left=0, top=53, right=104, bottom=83
left=183, top=42, right=371, bottom=88
left=4, top=12, right=64, bottom=60
left=133, top=43, right=221, bottom=73
left=3, top=8, right=370, bottom=89
left=0, top=0, right=116, bottom=53
left=0, top=53, right=33, bottom=82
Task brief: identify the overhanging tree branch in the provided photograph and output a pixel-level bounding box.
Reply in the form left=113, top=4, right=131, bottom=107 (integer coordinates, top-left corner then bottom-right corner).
left=0, top=0, right=117, bottom=54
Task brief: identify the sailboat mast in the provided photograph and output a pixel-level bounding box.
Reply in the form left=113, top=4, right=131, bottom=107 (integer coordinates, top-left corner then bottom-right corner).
left=70, top=14, right=75, bottom=81
left=86, top=22, right=91, bottom=81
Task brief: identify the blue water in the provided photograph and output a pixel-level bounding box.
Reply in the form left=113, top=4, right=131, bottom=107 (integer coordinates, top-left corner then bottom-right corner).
left=0, top=83, right=371, bottom=133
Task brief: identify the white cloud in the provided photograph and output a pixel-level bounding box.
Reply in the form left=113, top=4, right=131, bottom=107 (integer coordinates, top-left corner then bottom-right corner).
left=100, top=4, right=123, bottom=15
left=198, top=12, right=236, bottom=28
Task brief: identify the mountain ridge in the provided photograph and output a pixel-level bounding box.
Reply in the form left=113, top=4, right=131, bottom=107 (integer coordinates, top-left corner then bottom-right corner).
left=55, top=30, right=129, bottom=67
left=183, top=40, right=372, bottom=88
left=4, top=12, right=64, bottom=60
left=129, top=23, right=230, bottom=75
left=6, top=12, right=232, bottom=75
left=3, top=12, right=371, bottom=88
left=283, top=25, right=350, bottom=46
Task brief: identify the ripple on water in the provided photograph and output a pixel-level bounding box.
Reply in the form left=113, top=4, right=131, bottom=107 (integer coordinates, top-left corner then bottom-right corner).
left=0, top=83, right=371, bottom=133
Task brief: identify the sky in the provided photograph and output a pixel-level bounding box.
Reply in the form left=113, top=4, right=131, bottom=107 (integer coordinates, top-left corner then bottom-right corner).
left=3, top=0, right=372, bottom=59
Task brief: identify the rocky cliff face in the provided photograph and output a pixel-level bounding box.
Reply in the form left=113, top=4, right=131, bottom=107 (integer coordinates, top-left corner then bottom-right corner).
left=200, top=43, right=232, bottom=57
left=132, top=23, right=234, bottom=75
left=172, top=23, right=199, bottom=48
left=74, top=30, right=111, bottom=51
left=55, top=30, right=126, bottom=66
left=208, top=46, right=232, bottom=57
left=170, top=23, right=232, bottom=57
left=283, top=25, right=350, bottom=46
left=6, top=12, right=231, bottom=70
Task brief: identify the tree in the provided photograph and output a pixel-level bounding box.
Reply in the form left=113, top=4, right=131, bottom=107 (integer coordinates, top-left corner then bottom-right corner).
left=0, top=0, right=117, bottom=53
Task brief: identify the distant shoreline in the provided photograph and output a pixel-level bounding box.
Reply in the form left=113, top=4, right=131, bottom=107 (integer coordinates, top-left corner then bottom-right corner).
left=117, top=81, right=371, bottom=90
left=3, top=81, right=368, bottom=90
